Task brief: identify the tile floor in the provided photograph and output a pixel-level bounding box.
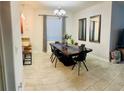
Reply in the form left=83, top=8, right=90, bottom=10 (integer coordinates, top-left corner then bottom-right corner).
left=23, top=52, right=124, bottom=91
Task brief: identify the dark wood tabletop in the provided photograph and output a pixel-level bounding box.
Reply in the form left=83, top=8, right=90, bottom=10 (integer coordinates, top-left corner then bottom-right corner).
left=50, top=43, right=92, bottom=56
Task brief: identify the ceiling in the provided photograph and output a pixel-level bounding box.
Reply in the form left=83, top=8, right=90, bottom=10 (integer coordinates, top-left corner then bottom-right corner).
left=20, top=1, right=103, bottom=13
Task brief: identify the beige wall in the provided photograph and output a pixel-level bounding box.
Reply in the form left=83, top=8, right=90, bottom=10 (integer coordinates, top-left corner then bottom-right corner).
left=21, top=5, right=43, bottom=53
left=70, top=2, right=112, bottom=61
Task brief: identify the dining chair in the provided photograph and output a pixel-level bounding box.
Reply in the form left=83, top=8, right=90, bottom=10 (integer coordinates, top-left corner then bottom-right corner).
left=49, top=44, right=56, bottom=63
left=80, top=44, right=85, bottom=47
left=55, top=41, right=60, bottom=44
left=74, top=42, right=78, bottom=46
left=54, top=49, right=63, bottom=68
left=79, top=44, right=85, bottom=51
left=72, top=51, right=88, bottom=76
left=49, top=43, right=63, bottom=67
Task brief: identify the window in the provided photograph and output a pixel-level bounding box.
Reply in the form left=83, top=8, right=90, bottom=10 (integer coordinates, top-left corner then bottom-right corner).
left=78, top=18, right=86, bottom=41
left=47, top=16, right=62, bottom=41
left=89, top=15, right=101, bottom=43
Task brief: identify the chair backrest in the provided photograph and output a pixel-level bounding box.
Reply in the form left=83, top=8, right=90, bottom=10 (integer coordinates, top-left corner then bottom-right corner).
left=76, top=51, right=87, bottom=61
left=79, top=44, right=85, bottom=51
left=74, top=42, right=78, bottom=46
left=55, top=41, right=60, bottom=44
left=80, top=44, right=85, bottom=48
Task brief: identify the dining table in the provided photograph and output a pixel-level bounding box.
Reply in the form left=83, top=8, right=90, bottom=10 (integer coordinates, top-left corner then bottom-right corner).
left=50, top=43, right=92, bottom=66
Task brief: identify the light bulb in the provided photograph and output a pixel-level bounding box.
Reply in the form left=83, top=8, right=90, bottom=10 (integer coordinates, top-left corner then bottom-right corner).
left=54, top=9, right=59, bottom=14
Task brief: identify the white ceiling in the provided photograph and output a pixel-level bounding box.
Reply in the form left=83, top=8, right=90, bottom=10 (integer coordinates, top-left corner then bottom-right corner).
left=21, top=1, right=103, bottom=13
left=40, top=1, right=102, bottom=12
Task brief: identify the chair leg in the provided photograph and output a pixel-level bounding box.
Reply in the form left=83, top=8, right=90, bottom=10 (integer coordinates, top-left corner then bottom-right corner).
left=82, top=61, right=88, bottom=71
left=50, top=53, right=54, bottom=60
left=51, top=54, right=54, bottom=61
left=50, top=55, right=53, bottom=62
left=55, top=58, right=57, bottom=68
left=52, top=56, right=56, bottom=63
left=78, top=62, right=81, bottom=76
left=72, top=63, right=76, bottom=70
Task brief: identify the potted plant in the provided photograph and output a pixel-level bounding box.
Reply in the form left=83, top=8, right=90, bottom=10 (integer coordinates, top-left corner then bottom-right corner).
left=64, top=34, right=74, bottom=45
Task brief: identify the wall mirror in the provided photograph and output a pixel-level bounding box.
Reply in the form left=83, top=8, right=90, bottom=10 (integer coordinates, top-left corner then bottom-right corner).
left=89, top=15, right=101, bottom=43
left=78, top=18, right=86, bottom=41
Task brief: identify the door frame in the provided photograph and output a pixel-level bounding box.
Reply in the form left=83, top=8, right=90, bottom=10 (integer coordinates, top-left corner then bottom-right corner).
left=0, top=12, right=6, bottom=90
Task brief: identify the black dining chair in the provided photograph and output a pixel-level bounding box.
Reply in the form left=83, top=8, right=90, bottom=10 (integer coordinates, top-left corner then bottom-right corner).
left=49, top=43, right=64, bottom=67
left=74, top=42, right=78, bottom=46
left=49, top=42, right=60, bottom=63
left=79, top=44, right=85, bottom=50
left=49, top=44, right=56, bottom=63
left=54, top=49, right=63, bottom=68
left=72, top=51, right=88, bottom=76
left=80, top=44, right=85, bottom=46
left=55, top=41, right=60, bottom=44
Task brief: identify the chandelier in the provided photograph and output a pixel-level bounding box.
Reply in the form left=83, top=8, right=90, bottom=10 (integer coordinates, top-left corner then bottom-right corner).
left=54, top=8, right=66, bottom=19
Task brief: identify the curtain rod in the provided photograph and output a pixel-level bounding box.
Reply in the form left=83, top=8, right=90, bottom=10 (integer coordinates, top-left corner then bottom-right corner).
left=38, top=14, right=68, bottom=18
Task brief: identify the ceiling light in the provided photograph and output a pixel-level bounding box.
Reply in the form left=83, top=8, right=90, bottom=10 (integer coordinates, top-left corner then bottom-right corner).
left=54, top=8, right=66, bottom=19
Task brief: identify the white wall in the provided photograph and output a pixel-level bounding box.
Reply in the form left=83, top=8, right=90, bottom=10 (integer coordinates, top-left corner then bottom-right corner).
left=66, top=13, right=74, bottom=36
left=70, top=2, right=112, bottom=61
left=110, top=2, right=124, bottom=51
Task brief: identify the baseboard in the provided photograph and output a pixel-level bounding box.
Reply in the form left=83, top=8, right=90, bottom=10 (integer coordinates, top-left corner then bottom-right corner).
left=88, top=54, right=110, bottom=63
